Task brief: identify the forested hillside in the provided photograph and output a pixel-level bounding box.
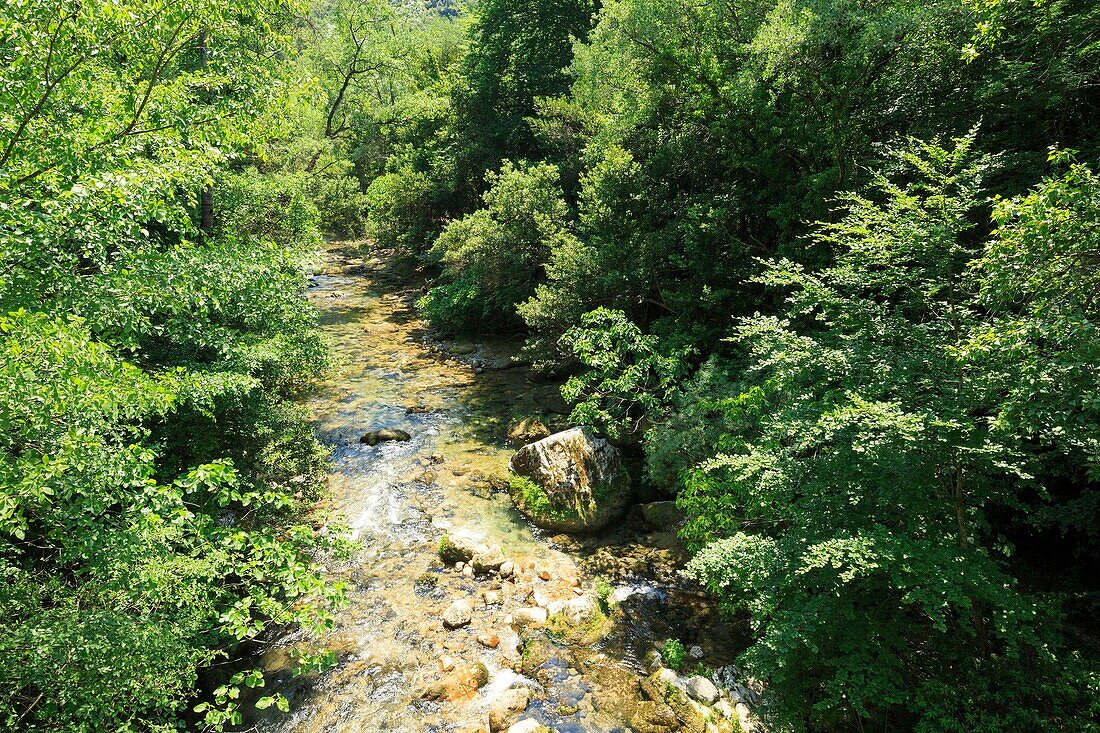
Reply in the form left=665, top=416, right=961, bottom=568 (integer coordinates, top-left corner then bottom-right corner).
left=2, top=0, right=1098, bottom=731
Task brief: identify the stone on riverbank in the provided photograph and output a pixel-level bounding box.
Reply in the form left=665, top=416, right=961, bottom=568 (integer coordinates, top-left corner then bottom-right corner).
left=640, top=501, right=683, bottom=530
left=509, top=427, right=630, bottom=533
left=685, top=675, right=720, bottom=705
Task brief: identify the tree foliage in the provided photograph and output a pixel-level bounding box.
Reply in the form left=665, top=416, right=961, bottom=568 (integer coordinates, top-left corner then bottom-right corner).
left=0, top=1, right=349, bottom=730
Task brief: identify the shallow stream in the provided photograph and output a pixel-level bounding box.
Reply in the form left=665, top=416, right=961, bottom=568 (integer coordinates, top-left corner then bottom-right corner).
left=258, top=243, right=733, bottom=733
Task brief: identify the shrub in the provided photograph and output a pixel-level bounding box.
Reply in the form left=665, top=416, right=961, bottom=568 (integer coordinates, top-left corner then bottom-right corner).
left=364, top=168, right=437, bottom=255
left=662, top=638, right=686, bottom=671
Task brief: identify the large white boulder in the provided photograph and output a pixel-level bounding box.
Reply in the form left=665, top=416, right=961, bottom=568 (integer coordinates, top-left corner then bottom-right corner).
left=508, top=427, right=630, bottom=533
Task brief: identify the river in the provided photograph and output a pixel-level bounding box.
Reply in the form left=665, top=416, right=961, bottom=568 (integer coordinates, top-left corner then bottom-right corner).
left=256, top=242, right=746, bottom=733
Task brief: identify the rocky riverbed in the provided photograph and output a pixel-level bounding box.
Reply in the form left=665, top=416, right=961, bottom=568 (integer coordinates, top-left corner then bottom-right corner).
left=254, top=242, right=759, bottom=733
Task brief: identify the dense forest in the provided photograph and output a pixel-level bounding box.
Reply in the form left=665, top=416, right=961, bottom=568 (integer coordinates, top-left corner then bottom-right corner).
left=2, top=0, right=1098, bottom=732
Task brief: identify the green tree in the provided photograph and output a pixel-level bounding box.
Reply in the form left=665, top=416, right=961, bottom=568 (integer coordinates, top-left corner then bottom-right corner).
left=454, top=0, right=596, bottom=190
left=0, top=2, right=348, bottom=730
left=675, top=138, right=1099, bottom=731
left=419, top=160, right=575, bottom=334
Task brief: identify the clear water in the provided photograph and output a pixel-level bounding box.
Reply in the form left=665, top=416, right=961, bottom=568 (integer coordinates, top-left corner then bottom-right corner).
left=257, top=244, right=671, bottom=733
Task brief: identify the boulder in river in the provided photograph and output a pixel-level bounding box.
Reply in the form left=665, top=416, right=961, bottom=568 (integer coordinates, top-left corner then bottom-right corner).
left=359, top=428, right=411, bottom=446
left=508, top=427, right=630, bottom=533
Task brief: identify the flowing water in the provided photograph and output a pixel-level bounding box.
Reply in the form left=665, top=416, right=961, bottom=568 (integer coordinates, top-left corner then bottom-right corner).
left=257, top=243, right=737, bottom=733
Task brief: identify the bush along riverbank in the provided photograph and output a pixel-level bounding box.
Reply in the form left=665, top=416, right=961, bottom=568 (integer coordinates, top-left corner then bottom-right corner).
left=0, top=3, right=359, bottom=729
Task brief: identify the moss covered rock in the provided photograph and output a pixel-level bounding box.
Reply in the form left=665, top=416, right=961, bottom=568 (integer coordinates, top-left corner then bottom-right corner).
left=508, top=427, right=630, bottom=533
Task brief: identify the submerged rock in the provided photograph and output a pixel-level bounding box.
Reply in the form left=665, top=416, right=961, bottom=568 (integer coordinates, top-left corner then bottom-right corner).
left=507, top=417, right=551, bottom=446
left=359, top=428, right=411, bottom=446
left=508, top=427, right=630, bottom=533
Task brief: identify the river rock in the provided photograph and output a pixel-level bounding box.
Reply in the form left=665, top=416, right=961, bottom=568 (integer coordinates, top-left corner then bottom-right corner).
left=442, top=598, right=473, bottom=629
left=655, top=668, right=686, bottom=693
left=512, top=607, right=548, bottom=627
left=471, top=545, right=507, bottom=573
left=489, top=687, right=531, bottom=731
left=685, top=676, right=720, bottom=705
left=507, top=417, right=551, bottom=446
left=359, top=428, right=411, bottom=446
left=561, top=595, right=597, bottom=626
left=477, top=634, right=500, bottom=649
left=499, top=560, right=515, bottom=578
left=641, top=670, right=707, bottom=733
left=419, top=662, right=490, bottom=702
left=734, top=702, right=753, bottom=732
left=509, top=427, right=630, bottom=533
left=439, top=534, right=489, bottom=565
left=640, top=501, right=683, bottom=530
left=506, top=721, right=544, bottom=733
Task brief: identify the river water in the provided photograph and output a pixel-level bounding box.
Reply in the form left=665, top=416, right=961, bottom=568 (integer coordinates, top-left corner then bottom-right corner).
left=257, top=243, right=736, bottom=733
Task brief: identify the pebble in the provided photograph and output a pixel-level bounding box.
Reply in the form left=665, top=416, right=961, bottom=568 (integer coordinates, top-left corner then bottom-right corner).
left=439, top=656, right=456, bottom=672
left=477, top=634, right=500, bottom=649
left=537, top=570, right=551, bottom=581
